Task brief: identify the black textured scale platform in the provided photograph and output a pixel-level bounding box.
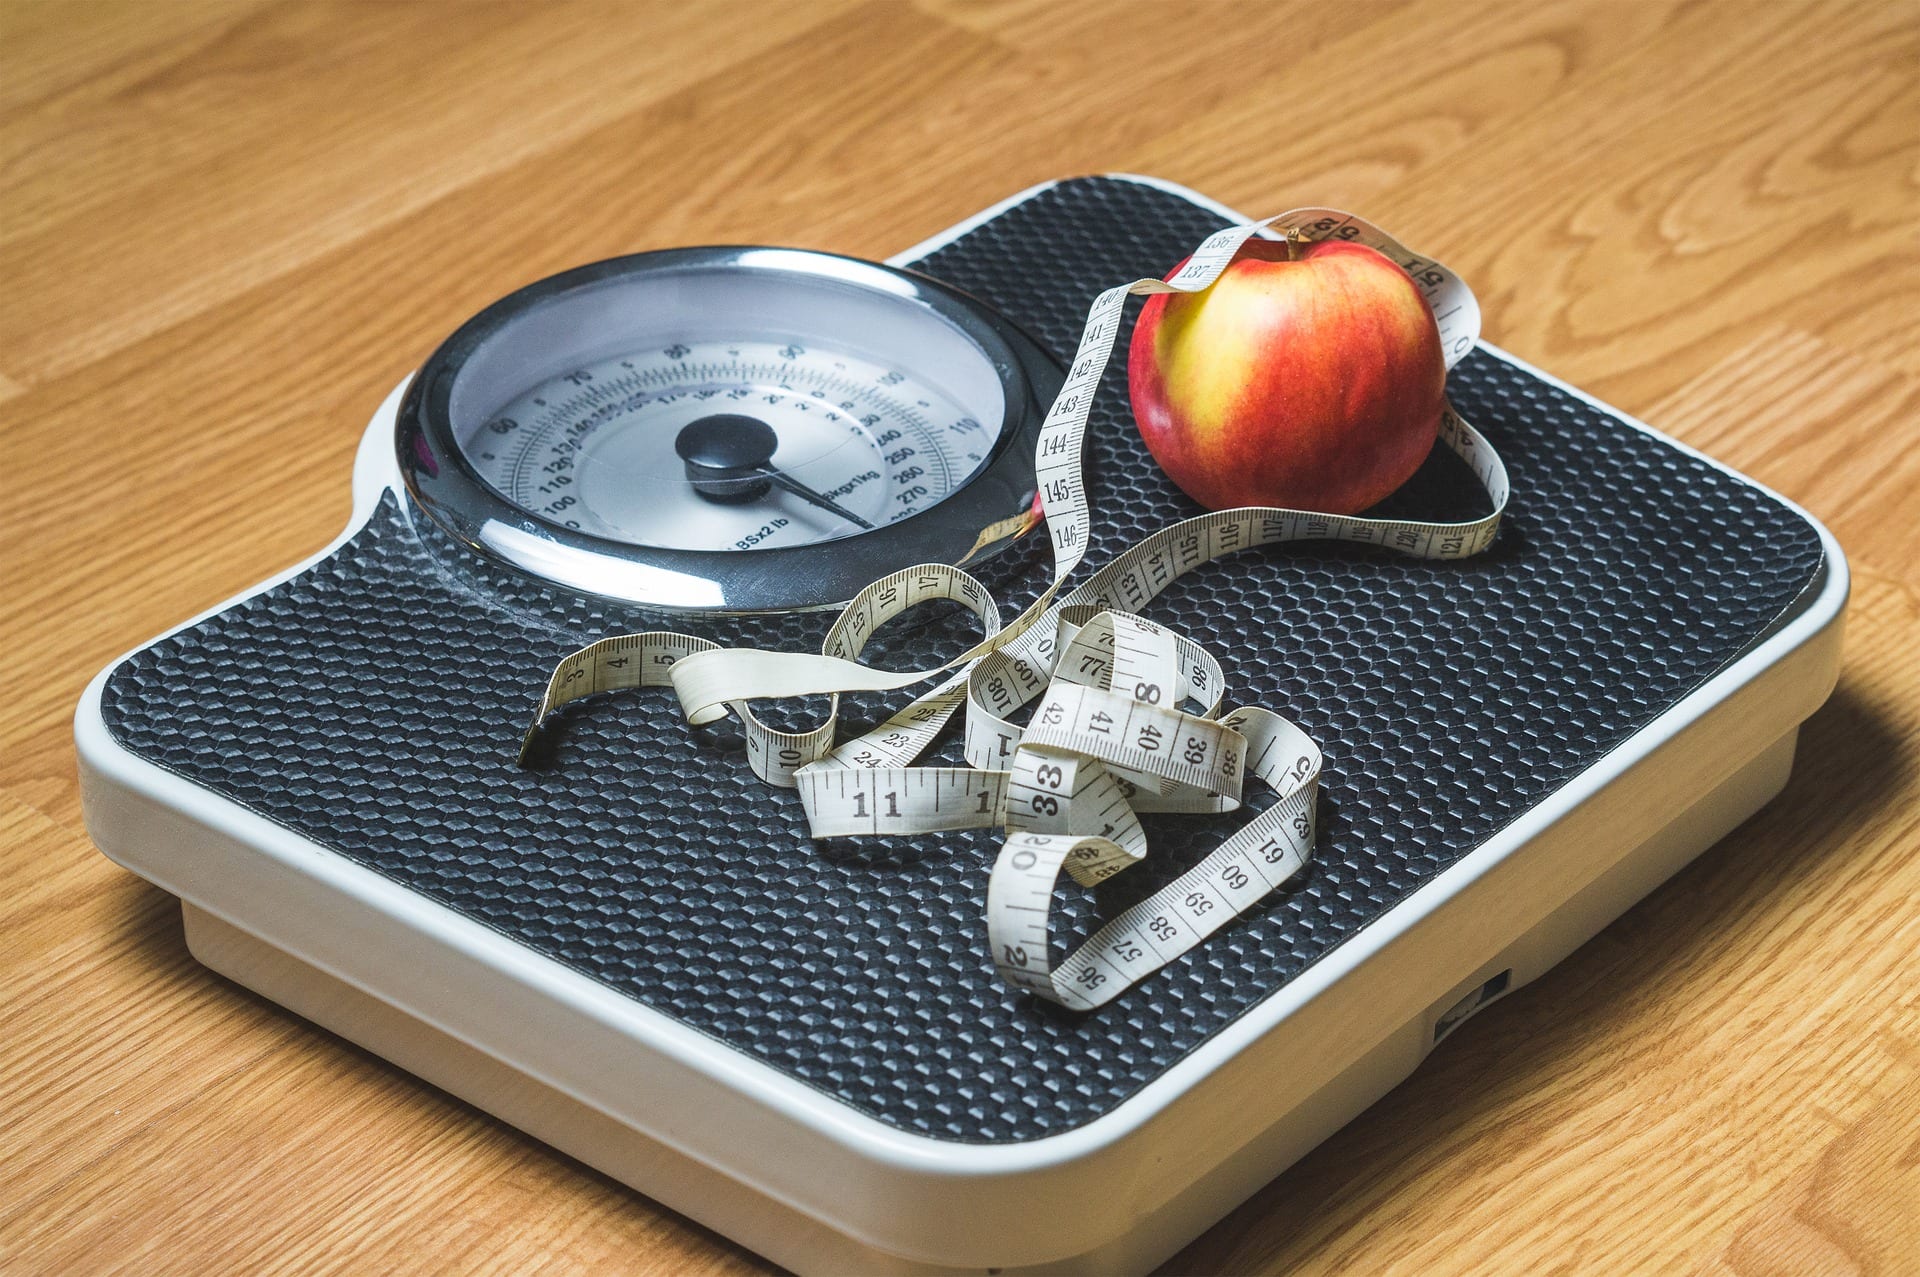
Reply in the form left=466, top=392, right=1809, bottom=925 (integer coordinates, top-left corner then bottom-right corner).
left=101, top=178, right=1826, bottom=1143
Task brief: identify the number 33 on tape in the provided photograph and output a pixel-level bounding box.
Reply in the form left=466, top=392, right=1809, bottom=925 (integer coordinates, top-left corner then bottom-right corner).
left=524, top=207, right=1508, bottom=1010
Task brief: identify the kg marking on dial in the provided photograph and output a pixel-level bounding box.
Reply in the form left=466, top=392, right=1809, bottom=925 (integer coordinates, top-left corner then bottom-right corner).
left=464, top=340, right=1001, bottom=552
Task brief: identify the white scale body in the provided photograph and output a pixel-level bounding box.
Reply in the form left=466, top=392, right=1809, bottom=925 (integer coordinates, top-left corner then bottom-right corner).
left=75, top=178, right=1846, bottom=1275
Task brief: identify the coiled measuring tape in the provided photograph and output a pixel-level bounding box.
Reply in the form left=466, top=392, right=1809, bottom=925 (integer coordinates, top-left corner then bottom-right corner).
left=522, top=208, right=1508, bottom=1011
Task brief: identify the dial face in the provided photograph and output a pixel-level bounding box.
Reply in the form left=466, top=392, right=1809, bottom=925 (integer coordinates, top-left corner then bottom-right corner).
left=463, top=340, right=1005, bottom=552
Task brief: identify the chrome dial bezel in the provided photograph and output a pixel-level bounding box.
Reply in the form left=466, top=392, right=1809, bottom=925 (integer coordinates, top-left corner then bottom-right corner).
left=397, top=246, right=1057, bottom=613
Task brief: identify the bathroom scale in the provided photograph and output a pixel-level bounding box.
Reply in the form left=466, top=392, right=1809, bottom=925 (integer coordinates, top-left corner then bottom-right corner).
left=76, top=175, right=1846, bottom=1275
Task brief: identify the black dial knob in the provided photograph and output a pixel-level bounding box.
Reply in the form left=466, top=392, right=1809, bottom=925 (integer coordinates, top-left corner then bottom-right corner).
left=675, top=413, right=879, bottom=530
left=676, top=414, right=778, bottom=503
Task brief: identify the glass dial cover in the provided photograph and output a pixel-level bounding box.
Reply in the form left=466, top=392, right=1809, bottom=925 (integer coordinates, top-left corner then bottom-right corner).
left=398, top=247, right=1056, bottom=613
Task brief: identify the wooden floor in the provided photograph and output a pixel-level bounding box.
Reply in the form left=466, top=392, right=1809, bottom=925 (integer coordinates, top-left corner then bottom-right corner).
left=4, top=1, right=1917, bottom=1272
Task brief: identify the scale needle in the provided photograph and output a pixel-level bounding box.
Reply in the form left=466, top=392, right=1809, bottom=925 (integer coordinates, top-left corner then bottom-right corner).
left=756, top=468, right=876, bottom=530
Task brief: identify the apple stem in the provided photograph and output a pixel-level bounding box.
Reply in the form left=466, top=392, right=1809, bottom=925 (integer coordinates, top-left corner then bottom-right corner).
left=1282, top=229, right=1309, bottom=262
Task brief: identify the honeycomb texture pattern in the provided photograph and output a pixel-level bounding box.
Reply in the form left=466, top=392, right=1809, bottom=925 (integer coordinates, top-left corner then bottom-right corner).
left=101, top=178, right=1827, bottom=1143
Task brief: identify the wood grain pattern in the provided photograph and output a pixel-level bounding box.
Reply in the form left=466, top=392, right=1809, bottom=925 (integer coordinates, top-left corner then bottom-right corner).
left=3, top=1, right=1916, bottom=1272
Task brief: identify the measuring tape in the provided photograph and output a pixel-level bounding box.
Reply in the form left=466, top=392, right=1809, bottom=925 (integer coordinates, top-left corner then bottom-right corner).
left=522, top=207, right=1509, bottom=1010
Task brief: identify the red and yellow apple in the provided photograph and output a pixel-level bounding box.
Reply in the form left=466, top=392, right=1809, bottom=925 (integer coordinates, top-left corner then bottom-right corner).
left=1127, top=237, right=1445, bottom=514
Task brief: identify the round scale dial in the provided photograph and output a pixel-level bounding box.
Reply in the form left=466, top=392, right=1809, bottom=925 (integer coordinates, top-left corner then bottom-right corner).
left=398, top=246, right=1056, bottom=613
